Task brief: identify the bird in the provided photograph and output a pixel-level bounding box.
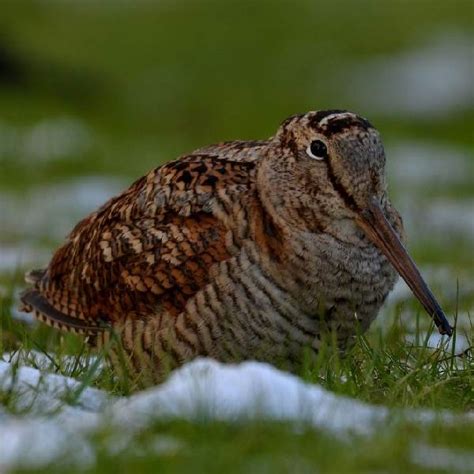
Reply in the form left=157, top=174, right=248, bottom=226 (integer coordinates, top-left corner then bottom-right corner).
left=20, top=109, right=452, bottom=384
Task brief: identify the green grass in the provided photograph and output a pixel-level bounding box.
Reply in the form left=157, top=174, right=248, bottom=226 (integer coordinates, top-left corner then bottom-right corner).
left=22, top=420, right=473, bottom=474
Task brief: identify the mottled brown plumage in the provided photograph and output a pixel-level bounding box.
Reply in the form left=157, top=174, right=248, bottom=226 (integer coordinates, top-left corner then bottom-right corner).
left=20, top=110, right=452, bottom=383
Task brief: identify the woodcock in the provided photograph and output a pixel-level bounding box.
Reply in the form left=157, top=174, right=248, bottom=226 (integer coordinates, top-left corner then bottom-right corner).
left=21, top=110, right=452, bottom=382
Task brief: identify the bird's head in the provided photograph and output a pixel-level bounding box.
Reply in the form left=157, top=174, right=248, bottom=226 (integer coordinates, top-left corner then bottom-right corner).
left=258, top=109, right=452, bottom=336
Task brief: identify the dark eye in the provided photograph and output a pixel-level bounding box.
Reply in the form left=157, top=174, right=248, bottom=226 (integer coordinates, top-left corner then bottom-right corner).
left=306, top=140, right=328, bottom=161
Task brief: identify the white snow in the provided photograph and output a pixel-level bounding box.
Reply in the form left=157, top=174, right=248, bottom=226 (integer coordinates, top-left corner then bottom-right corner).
left=0, top=246, right=50, bottom=274
left=350, top=31, right=474, bottom=116
left=2, top=350, right=104, bottom=376
left=111, top=358, right=388, bottom=435
left=418, top=199, right=474, bottom=239
left=410, top=442, right=474, bottom=473
left=405, top=332, right=470, bottom=353
left=0, top=117, right=92, bottom=163
left=0, top=357, right=473, bottom=471
left=0, top=177, right=125, bottom=244
left=0, top=417, right=97, bottom=471
left=0, top=359, right=108, bottom=414
left=387, top=141, right=473, bottom=188
left=384, top=140, right=474, bottom=242
left=399, top=196, right=474, bottom=242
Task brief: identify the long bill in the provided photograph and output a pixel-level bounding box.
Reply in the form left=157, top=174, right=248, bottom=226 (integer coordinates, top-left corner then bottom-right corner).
left=355, top=196, right=453, bottom=336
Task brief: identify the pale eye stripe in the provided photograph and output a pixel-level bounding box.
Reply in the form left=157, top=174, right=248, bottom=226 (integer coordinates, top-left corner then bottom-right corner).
left=318, top=112, right=357, bottom=126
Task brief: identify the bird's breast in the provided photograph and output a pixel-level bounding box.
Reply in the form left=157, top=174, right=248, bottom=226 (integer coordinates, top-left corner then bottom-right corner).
left=175, top=231, right=397, bottom=364
left=268, top=230, right=398, bottom=334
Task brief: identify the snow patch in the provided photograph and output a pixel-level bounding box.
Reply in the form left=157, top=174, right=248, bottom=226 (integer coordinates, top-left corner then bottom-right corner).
left=350, top=31, right=474, bottom=116
left=3, top=350, right=104, bottom=376
left=405, top=332, right=470, bottom=353
left=111, top=358, right=388, bottom=435
left=395, top=196, right=474, bottom=242
left=0, top=245, right=50, bottom=274
left=0, top=177, right=125, bottom=244
left=383, top=141, right=474, bottom=241
left=0, top=417, right=96, bottom=471
left=0, top=359, right=108, bottom=414
left=387, top=141, right=473, bottom=188
left=0, top=358, right=473, bottom=471
left=0, top=117, right=92, bottom=163
left=414, top=199, right=474, bottom=239
left=410, top=442, right=474, bottom=473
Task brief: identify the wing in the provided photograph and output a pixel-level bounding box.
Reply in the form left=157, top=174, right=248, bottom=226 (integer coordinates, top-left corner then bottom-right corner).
left=192, top=140, right=268, bottom=162
left=20, top=150, right=258, bottom=335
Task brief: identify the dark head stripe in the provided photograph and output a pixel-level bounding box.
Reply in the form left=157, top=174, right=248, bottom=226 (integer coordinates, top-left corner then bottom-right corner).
left=308, top=110, right=349, bottom=127
left=323, top=115, right=374, bottom=136
left=325, top=158, right=360, bottom=212
left=309, top=110, right=374, bottom=136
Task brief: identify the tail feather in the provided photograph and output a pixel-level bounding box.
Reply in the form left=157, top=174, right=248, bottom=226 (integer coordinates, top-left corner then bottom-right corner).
left=20, top=289, right=108, bottom=335
left=24, top=269, right=46, bottom=285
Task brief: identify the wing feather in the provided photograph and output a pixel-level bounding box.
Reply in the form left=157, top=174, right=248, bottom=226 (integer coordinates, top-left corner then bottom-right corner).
left=21, top=151, right=258, bottom=332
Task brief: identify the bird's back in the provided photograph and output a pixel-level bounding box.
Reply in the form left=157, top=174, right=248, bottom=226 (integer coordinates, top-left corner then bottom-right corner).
left=20, top=142, right=265, bottom=343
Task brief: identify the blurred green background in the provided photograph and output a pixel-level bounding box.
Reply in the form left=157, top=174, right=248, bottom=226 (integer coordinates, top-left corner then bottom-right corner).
left=0, top=0, right=473, bottom=322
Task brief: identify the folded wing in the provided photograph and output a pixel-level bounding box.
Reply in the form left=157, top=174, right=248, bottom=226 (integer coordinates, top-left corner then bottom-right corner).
left=21, top=152, right=258, bottom=335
